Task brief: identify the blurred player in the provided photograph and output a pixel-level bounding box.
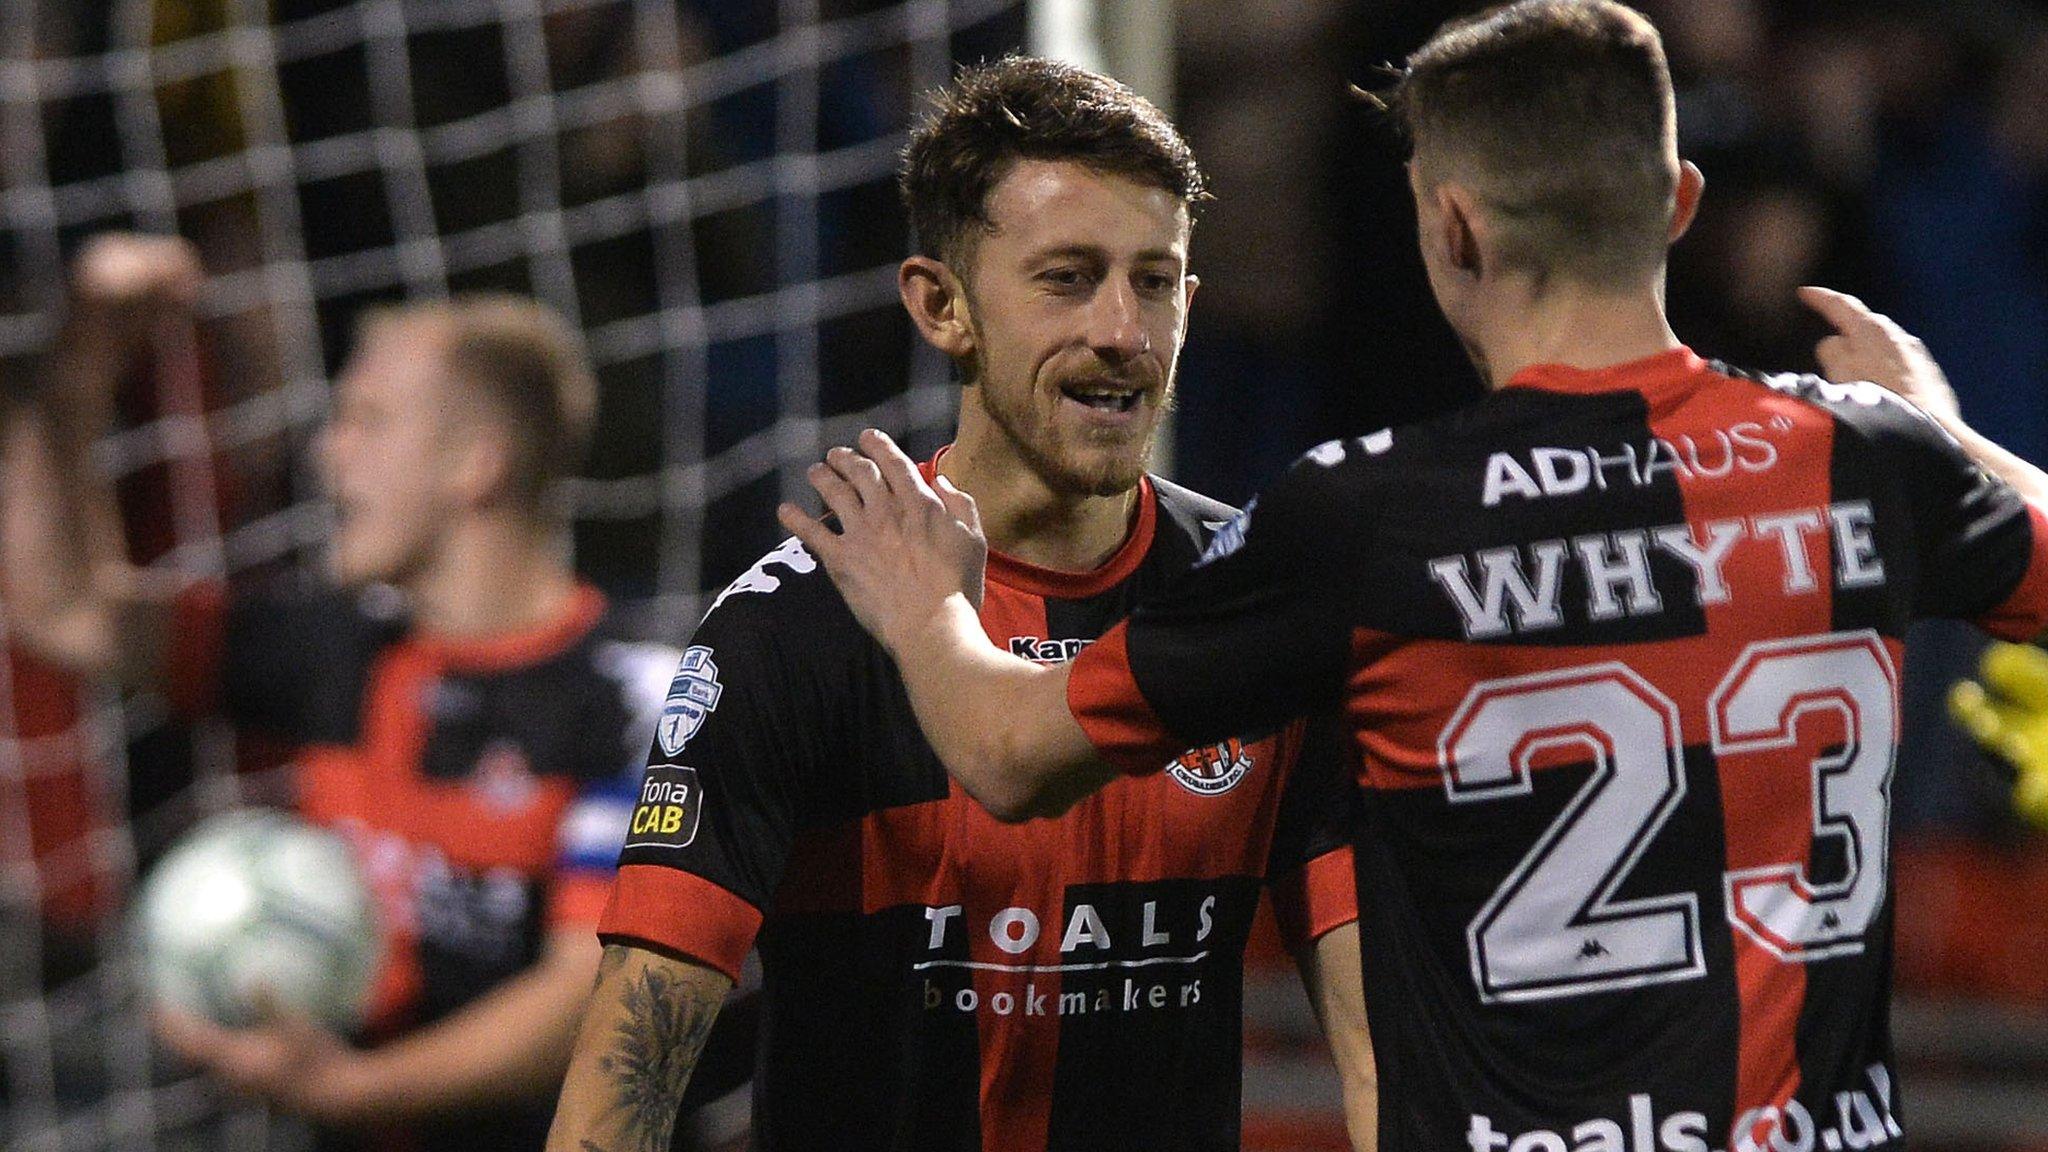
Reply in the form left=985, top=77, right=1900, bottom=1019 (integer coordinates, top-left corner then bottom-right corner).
left=0, top=239, right=194, bottom=977
left=547, top=57, right=1375, bottom=1152
left=0, top=235, right=683, bottom=1152
left=780, top=3, right=2048, bottom=1149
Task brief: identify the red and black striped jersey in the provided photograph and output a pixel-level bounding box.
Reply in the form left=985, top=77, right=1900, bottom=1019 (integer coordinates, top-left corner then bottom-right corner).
left=170, top=583, right=675, bottom=1152
left=601, top=464, right=1358, bottom=1152
left=1069, top=349, right=2048, bottom=1152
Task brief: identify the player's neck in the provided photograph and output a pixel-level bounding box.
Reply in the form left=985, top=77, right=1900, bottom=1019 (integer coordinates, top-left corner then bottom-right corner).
left=937, top=432, right=1141, bottom=575
left=404, top=511, right=578, bottom=640
left=1468, top=278, right=1682, bottom=391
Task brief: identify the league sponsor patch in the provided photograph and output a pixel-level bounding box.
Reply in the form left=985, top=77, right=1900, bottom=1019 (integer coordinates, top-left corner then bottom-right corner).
left=656, top=646, right=723, bottom=755
left=622, top=764, right=704, bottom=850
left=1196, top=501, right=1254, bottom=567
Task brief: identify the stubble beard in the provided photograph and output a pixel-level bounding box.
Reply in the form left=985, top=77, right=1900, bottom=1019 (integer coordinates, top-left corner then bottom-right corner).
left=977, top=373, right=1166, bottom=498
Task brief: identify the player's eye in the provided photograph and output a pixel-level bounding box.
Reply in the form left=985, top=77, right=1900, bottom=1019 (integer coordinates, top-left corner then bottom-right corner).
left=1038, top=266, right=1091, bottom=291
left=1135, top=272, right=1177, bottom=296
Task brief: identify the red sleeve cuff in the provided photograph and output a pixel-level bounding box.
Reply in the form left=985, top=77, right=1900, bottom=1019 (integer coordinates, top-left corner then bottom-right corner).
left=597, top=864, right=762, bottom=982
left=1980, top=503, right=2048, bottom=641
left=1067, top=621, right=1183, bottom=776
left=547, top=873, right=615, bottom=930
left=165, top=582, right=228, bottom=720
left=1269, top=847, right=1358, bottom=950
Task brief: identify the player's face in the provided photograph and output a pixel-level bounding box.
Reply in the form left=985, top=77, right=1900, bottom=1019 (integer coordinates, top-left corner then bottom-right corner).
left=315, top=319, right=466, bottom=588
left=958, top=160, right=1194, bottom=497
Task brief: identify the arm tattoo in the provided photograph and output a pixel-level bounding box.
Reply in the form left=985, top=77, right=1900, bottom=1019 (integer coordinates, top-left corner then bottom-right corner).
left=590, top=948, right=725, bottom=1152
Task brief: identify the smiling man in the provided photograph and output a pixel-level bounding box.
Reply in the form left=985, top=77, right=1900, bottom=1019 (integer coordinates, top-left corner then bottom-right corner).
left=547, top=57, right=1374, bottom=1152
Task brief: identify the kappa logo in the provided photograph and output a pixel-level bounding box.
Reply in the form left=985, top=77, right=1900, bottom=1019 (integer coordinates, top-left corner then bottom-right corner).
left=1010, top=636, right=1092, bottom=663
left=708, top=536, right=816, bottom=614
left=1167, top=738, right=1253, bottom=796
left=657, top=646, right=723, bottom=756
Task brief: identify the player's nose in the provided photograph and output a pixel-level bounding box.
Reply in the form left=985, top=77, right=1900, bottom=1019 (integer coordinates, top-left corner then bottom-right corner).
left=1084, top=279, right=1150, bottom=361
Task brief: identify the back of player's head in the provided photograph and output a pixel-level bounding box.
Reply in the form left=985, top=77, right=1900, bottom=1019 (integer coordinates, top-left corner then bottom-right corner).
left=1389, top=0, right=1678, bottom=287
left=367, top=295, right=597, bottom=514
left=899, top=55, right=1206, bottom=271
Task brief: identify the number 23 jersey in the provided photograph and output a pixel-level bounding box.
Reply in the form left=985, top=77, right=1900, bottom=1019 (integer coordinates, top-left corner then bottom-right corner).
left=1070, top=350, right=2048, bottom=1151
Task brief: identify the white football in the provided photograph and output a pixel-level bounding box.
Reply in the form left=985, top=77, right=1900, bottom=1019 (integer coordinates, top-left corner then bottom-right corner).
left=134, top=809, right=379, bottom=1031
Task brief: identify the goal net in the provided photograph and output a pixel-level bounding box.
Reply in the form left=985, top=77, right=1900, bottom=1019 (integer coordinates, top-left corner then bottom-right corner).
left=0, top=1, right=1038, bottom=1147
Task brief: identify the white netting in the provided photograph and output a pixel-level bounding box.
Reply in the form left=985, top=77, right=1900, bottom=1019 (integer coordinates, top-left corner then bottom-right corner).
left=0, top=1, right=1030, bottom=1147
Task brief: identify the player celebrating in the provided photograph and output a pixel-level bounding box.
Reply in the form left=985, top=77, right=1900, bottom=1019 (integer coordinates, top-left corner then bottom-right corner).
left=780, top=4, right=2048, bottom=1150
left=0, top=236, right=681, bottom=1152
left=547, top=57, right=1374, bottom=1152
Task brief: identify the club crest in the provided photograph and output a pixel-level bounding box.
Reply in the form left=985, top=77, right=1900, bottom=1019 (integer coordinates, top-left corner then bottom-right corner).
left=1167, top=738, right=1253, bottom=796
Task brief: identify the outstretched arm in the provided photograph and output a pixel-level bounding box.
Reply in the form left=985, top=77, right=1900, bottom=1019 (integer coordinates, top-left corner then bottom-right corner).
left=1297, top=922, right=1378, bottom=1151
left=1800, top=285, right=2048, bottom=509
left=776, top=429, right=1117, bottom=820
left=546, top=943, right=734, bottom=1152
left=1, top=233, right=203, bottom=688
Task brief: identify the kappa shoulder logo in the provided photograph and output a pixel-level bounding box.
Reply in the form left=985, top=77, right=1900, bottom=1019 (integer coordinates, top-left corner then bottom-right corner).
left=1167, top=738, right=1254, bottom=796
left=708, top=536, right=816, bottom=615
left=657, top=646, right=723, bottom=756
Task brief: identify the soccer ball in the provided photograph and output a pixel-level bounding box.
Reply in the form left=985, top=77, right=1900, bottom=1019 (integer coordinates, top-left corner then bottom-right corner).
left=134, top=809, right=379, bottom=1031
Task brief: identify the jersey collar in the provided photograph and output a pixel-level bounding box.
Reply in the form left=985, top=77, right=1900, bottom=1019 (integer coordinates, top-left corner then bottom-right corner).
left=923, top=447, right=1158, bottom=601
left=1504, top=346, right=1708, bottom=396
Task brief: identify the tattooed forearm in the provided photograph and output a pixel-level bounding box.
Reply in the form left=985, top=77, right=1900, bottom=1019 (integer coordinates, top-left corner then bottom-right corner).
left=589, top=947, right=727, bottom=1152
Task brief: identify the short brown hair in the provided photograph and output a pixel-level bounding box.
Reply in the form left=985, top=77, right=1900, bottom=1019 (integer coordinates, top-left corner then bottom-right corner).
left=369, top=294, right=597, bottom=511
left=900, top=55, right=1206, bottom=268
left=1386, top=0, right=1678, bottom=285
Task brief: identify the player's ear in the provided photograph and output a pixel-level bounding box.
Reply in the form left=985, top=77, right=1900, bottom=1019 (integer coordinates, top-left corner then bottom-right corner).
left=450, top=419, right=515, bottom=509
left=899, top=255, right=976, bottom=361
left=1438, top=184, right=1483, bottom=279
left=1669, top=160, right=1705, bottom=244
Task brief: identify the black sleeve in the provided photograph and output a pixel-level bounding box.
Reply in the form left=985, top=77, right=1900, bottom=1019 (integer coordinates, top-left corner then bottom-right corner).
left=1848, top=390, right=2048, bottom=625
left=1264, top=713, right=1361, bottom=949
left=602, top=585, right=825, bottom=977
left=1266, top=712, right=1357, bottom=879
left=1069, top=446, right=1362, bottom=771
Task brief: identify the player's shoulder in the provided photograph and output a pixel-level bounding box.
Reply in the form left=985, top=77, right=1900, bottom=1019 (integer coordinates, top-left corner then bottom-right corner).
left=1711, top=360, right=1962, bottom=457
left=1149, top=475, right=1241, bottom=558
left=229, top=575, right=407, bottom=664
left=691, top=534, right=870, bottom=656
left=1188, top=435, right=1398, bottom=568
left=1267, top=430, right=1404, bottom=510
left=580, top=612, right=683, bottom=723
